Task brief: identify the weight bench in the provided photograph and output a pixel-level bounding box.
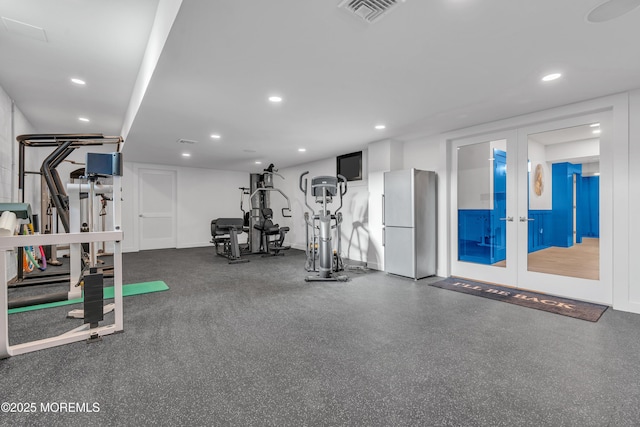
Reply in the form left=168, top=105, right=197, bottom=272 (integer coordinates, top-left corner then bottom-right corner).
left=211, top=218, right=249, bottom=264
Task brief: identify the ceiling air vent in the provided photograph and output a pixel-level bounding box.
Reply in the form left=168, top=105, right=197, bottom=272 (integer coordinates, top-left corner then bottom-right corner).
left=177, top=138, right=198, bottom=145
left=338, top=0, right=403, bottom=24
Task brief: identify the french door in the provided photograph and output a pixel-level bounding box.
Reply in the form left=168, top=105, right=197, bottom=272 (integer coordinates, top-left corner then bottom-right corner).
left=451, top=111, right=612, bottom=304
left=451, top=130, right=518, bottom=286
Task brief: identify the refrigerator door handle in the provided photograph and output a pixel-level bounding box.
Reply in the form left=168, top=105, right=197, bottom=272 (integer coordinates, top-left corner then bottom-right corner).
left=382, top=228, right=385, bottom=246
left=382, top=194, right=385, bottom=226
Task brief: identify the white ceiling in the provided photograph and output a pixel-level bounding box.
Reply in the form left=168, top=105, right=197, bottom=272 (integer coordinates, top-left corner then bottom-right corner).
left=1, top=0, right=639, bottom=172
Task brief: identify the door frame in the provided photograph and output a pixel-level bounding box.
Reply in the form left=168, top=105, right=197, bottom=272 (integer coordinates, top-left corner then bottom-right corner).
left=444, top=93, right=628, bottom=307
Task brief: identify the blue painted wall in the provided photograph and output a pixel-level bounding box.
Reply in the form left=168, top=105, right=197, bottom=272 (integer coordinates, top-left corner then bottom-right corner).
left=551, top=162, right=582, bottom=247
left=577, top=176, right=599, bottom=238
left=527, top=210, right=553, bottom=253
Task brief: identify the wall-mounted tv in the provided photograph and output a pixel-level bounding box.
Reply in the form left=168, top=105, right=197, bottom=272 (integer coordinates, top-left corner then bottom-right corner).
left=337, top=151, right=362, bottom=182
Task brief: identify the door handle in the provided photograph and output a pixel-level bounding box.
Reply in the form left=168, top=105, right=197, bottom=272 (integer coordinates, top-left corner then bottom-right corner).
left=519, top=217, right=535, bottom=222
left=499, top=217, right=513, bottom=222
left=381, top=194, right=385, bottom=226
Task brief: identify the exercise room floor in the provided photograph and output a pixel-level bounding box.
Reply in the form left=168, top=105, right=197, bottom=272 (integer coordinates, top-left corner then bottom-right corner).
left=2, top=247, right=640, bottom=426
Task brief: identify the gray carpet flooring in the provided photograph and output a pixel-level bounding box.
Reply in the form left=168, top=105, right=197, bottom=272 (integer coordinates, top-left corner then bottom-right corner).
left=2, top=247, right=640, bottom=426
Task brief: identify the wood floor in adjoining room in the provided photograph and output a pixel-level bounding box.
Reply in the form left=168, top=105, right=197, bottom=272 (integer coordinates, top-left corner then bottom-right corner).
left=527, top=237, right=599, bottom=280
left=493, top=238, right=599, bottom=280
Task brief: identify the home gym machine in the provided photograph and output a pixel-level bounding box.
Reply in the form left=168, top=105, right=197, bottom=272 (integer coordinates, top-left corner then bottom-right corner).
left=299, top=172, right=348, bottom=282
left=248, top=164, right=292, bottom=256
left=15, top=133, right=121, bottom=286
left=211, top=164, right=292, bottom=262
left=1, top=133, right=125, bottom=358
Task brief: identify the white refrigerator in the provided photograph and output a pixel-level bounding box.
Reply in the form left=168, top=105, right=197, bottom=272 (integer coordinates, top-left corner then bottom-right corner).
left=383, top=169, right=436, bottom=279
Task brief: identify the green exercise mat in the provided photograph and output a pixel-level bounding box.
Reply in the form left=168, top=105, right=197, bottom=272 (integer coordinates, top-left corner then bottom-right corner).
left=8, top=280, right=169, bottom=314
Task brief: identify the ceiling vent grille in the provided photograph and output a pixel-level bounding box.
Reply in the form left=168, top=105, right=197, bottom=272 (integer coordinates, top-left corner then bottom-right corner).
left=338, top=0, right=403, bottom=24
left=177, top=138, right=198, bottom=145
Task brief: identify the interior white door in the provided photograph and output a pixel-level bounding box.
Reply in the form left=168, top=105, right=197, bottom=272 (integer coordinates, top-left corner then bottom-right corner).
left=138, top=168, right=176, bottom=250
left=516, top=111, right=612, bottom=304
left=450, top=130, right=518, bottom=286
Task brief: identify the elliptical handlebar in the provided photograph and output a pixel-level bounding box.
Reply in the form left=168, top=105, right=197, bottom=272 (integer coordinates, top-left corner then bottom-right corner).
left=299, top=171, right=309, bottom=194
left=337, top=174, right=347, bottom=196
left=336, top=174, right=347, bottom=214
left=299, top=171, right=315, bottom=214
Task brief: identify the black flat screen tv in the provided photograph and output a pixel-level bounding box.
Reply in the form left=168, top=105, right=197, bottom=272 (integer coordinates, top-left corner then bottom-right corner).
left=337, top=151, right=362, bottom=182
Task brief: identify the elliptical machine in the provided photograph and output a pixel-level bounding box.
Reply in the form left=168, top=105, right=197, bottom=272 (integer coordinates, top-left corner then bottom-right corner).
left=299, top=172, right=348, bottom=282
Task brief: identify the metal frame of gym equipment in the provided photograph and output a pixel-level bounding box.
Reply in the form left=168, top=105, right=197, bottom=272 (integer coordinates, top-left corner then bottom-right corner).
left=247, top=165, right=292, bottom=254
left=299, top=172, right=348, bottom=282
left=211, top=165, right=292, bottom=262
left=210, top=218, right=249, bottom=264
left=15, top=134, right=122, bottom=286
left=1, top=137, right=124, bottom=358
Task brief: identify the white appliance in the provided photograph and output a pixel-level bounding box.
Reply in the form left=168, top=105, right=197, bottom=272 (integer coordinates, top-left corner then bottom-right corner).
left=383, top=169, right=436, bottom=279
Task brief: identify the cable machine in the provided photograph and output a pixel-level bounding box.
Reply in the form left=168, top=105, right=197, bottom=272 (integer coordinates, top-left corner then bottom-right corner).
left=211, top=164, right=291, bottom=262
left=248, top=164, right=291, bottom=255
left=1, top=133, right=125, bottom=358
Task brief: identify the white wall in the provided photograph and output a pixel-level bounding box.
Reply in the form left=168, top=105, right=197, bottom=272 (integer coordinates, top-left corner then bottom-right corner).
left=545, top=138, right=599, bottom=163
left=122, top=161, right=247, bottom=252
left=627, top=89, right=640, bottom=308
left=0, top=86, right=36, bottom=203
left=0, top=85, right=36, bottom=282
left=457, top=141, right=491, bottom=210
left=0, top=86, right=13, bottom=203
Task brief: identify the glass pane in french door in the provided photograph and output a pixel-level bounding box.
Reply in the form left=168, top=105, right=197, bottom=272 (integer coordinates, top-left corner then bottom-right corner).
left=526, top=124, right=600, bottom=280
left=457, top=139, right=507, bottom=267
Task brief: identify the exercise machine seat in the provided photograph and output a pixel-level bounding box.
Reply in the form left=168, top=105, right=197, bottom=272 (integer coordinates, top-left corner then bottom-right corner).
left=253, top=208, right=289, bottom=255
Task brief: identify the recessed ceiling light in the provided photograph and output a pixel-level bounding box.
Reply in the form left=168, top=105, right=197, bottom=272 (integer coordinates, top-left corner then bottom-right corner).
left=268, top=96, right=282, bottom=103
left=255, top=161, right=262, bottom=164
left=71, top=78, right=86, bottom=85
left=590, top=123, right=600, bottom=127
left=78, top=117, right=90, bottom=122
left=593, top=129, right=601, bottom=134
left=542, top=73, right=562, bottom=82
left=182, top=153, right=191, bottom=157
left=210, top=134, right=221, bottom=139
left=375, top=124, right=386, bottom=130
left=298, top=148, right=306, bottom=152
